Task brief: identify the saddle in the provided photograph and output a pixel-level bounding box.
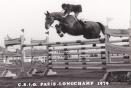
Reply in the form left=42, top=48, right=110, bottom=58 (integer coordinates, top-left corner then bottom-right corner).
left=60, top=15, right=85, bottom=30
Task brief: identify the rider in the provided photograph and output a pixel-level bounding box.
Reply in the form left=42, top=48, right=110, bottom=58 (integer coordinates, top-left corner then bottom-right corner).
left=55, top=3, right=83, bottom=35
left=61, top=3, right=82, bottom=18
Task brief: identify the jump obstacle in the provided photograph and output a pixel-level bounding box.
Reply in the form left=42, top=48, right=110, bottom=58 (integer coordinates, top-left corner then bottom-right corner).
left=1, top=27, right=131, bottom=80
left=41, top=28, right=131, bottom=76
left=23, top=27, right=131, bottom=77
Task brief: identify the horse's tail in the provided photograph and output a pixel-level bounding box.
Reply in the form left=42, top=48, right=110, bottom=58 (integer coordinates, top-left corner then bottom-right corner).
left=97, top=22, right=105, bottom=35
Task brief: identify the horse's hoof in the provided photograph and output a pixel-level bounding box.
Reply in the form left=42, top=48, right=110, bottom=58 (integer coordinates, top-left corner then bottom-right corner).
left=55, top=24, right=59, bottom=27
left=60, top=34, right=64, bottom=37
left=93, top=44, right=96, bottom=47
left=57, top=31, right=60, bottom=34
left=60, top=35, right=63, bottom=37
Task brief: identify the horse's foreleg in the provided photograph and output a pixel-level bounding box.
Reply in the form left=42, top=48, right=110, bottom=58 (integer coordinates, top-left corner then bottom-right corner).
left=55, top=24, right=64, bottom=37
left=55, top=24, right=61, bottom=33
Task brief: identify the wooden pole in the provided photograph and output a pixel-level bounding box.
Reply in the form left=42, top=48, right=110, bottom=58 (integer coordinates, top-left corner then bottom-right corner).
left=129, top=0, right=131, bottom=63
left=20, top=29, right=25, bottom=73
left=130, top=0, right=131, bottom=28
left=105, top=26, right=111, bottom=63
left=5, top=46, right=8, bottom=64
left=31, top=39, right=34, bottom=64
left=20, top=35, right=24, bottom=72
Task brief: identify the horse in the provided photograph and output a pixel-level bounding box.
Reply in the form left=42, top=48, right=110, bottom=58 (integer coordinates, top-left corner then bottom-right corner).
left=44, top=11, right=105, bottom=40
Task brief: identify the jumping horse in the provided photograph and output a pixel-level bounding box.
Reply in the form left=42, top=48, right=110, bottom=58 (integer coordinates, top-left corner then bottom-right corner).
left=44, top=11, right=105, bottom=40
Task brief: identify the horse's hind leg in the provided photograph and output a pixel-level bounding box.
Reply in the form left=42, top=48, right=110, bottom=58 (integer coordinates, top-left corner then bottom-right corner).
left=91, top=34, right=101, bottom=39
left=83, top=35, right=96, bottom=46
left=83, top=34, right=100, bottom=39
left=83, top=35, right=91, bottom=39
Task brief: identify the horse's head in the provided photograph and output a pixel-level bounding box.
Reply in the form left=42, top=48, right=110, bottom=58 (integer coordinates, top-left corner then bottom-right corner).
left=45, top=11, right=54, bottom=29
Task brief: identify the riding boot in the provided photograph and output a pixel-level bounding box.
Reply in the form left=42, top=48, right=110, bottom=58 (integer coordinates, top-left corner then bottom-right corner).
left=74, top=13, right=79, bottom=18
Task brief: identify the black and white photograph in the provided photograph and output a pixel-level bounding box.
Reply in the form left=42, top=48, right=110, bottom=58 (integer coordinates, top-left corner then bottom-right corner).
left=0, top=0, right=131, bottom=88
